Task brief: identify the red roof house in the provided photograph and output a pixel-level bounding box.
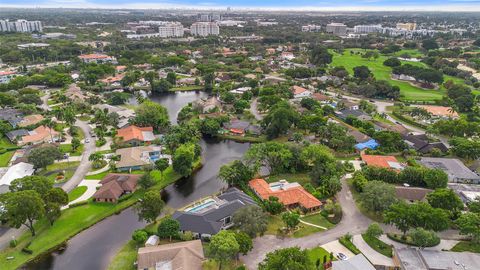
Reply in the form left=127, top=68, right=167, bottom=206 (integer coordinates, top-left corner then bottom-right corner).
left=116, top=125, right=155, bottom=145
left=361, top=154, right=404, bottom=170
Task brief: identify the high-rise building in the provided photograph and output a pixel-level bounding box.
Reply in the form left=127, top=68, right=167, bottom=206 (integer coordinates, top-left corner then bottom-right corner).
left=326, top=23, right=347, bottom=36
left=354, top=24, right=382, bottom=34
left=302, top=25, right=322, bottom=32
left=190, top=22, right=220, bottom=37
left=158, top=23, right=184, bottom=38
left=396, top=23, right=417, bottom=31
left=0, top=19, right=43, bottom=32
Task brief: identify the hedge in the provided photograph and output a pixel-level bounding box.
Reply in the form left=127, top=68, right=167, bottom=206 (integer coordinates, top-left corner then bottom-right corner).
left=391, top=110, right=427, bottom=129
left=338, top=235, right=361, bottom=255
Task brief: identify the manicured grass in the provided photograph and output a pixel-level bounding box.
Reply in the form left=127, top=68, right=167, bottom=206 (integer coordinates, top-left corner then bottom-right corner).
left=451, top=241, right=480, bottom=253
left=68, top=186, right=88, bottom=202
left=300, top=213, right=335, bottom=229
left=170, top=85, right=203, bottom=91
left=39, top=161, right=80, bottom=183
left=267, top=173, right=312, bottom=187
left=107, top=240, right=137, bottom=270
left=265, top=214, right=284, bottom=235
left=218, top=134, right=266, bottom=143
left=331, top=49, right=445, bottom=102
left=0, top=137, right=16, bottom=148
left=339, top=235, right=361, bottom=255
left=0, top=165, right=188, bottom=270
left=85, top=170, right=111, bottom=180
left=202, top=259, right=244, bottom=270
left=293, top=223, right=324, bottom=238
left=265, top=213, right=332, bottom=238
left=362, top=234, right=393, bottom=257
left=0, top=151, right=15, bottom=166
left=387, top=233, right=439, bottom=247
left=59, top=144, right=84, bottom=156
left=307, top=247, right=335, bottom=270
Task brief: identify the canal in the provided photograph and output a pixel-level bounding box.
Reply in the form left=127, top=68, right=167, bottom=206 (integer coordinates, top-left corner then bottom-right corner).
left=24, top=91, right=250, bottom=270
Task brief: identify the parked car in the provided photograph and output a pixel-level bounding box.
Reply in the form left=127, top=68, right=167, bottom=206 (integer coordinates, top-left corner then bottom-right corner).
left=85, top=138, right=90, bottom=143
left=337, top=253, right=348, bottom=260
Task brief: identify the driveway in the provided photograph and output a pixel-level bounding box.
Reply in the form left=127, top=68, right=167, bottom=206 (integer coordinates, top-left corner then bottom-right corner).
left=241, top=177, right=373, bottom=269
left=250, top=98, right=264, bottom=121
left=352, top=234, right=395, bottom=267
left=61, top=120, right=96, bottom=193
left=66, top=180, right=101, bottom=207
left=321, top=240, right=355, bottom=258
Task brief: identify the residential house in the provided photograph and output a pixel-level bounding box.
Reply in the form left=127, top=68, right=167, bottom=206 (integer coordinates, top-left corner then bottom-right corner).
left=92, top=173, right=140, bottom=203
left=354, top=138, right=379, bottom=151
left=312, top=92, right=331, bottom=104
left=339, top=99, right=359, bottom=110
left=280, top=52, right=295, bottom=60
left=290, top=85, right=312, bottom=99
left=361, top=154, right=404, bottom=170
left=93, top=104, right=135, bottom=128
left=419, top=105, right=459, bottom=119
left=115, top=145, right=169, bottom=171
left=0, top=108, right=23, bottom=127
left=263, top=75, right=286, bottom=85
left=137, top=240, right=205, bottom=270
left=172, top=188, right=256, bottom=238
left=420, top=157, right=480, bottom=184
left=193, top=97, right=221, bottom=113
left=0, top=71, right=18, bottom=84
left=403, top=134, right=448, bottom=154
left=393, top=248, right=480, bottom=270
left=337, top=109, right=372, bottom=121
left=17, top=125, right=59, bottom=146
left=116, top=125, right=155, bottom=146
left=176, top=77, right=198, bottom=86
left=395, top=186, right=432, bottom=202
left=223, top=119, right=250, bottom=136
left=0, top=162, right=35, bottom=194
left=6, top=129, right=29, bottom=143
left=230, top=86, right=251, bottom=95
left=17, top=114, right=44, bottom=127
left=78, top=53, right=117, bottom=64
left=65, top=84, right=87, bottom=101
left=332, top=254, right=376, bottom=270
left=249, top=179, right=322, bottom=211
left=99, top=74, right=124, bottom=86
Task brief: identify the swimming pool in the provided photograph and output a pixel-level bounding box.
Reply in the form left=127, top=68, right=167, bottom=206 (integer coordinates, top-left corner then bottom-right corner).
left=185, top=199, right=217, bottom=213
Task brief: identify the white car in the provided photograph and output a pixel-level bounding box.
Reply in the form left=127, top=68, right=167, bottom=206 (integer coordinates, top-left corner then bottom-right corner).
left=85, top=138, right=90, bottom=143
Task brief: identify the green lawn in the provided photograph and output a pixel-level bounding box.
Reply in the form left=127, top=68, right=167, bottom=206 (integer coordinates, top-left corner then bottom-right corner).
left=0, top=165, right=186, bottom=270
left=451, top=241, right=480, bottom=253
left=202, top=259, right=244, bottom=270
left=38, top=161, right=80, bottom=183
left=300, top=213, right=335, bottom=229
left=68, top=186, right=88, bottom=202
left=265, top=213, right=332, bottom=238
left=362, top=234, right=393, bottom=257
left=331, top=49, right=446, bottom=102
left=107, top=240, right=137, bottom=270
left=0, top=151, right=15, bottom=167
left=85, top=170, right=111, bottom=180
left=307, top=247, right=335, bottom=270
left=59, top=144, right=84, bottom=156
left=0, top=137, right=16, bottom=148
left=265, top=214, right=284, bottom=235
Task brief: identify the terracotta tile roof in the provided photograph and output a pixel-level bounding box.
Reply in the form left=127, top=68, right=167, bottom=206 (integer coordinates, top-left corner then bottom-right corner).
left=79, top=53, right=111, bottom=59
left=312, top=92, right=330, bottom=101
left=249, top=178, right=321, bottom=209
left=20, top=125, right=58, bottom=145
left=116, top=125, right=154, bottom=142
left=361, top=154, right=400, bottom=169
left=18, top=114, right=44, bottom=127
left=0, top=71, right=16, bottom=76
left=291, top=85, right=308, bottom=95
left=419, top=105, right=459, bottom=118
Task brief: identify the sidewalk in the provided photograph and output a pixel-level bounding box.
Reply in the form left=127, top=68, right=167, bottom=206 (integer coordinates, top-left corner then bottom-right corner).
left=352, top=234, right=395, bottom=267
left=379, top=234, right=459, bottom=251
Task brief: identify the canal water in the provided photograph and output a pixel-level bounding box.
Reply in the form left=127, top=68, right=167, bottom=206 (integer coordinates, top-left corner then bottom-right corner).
left=24, top=91, right=250, bottom=270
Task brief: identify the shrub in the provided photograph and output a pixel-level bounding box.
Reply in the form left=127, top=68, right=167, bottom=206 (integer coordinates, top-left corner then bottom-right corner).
left=338, top=234, right=361, bottom=255
left=9, top=239, right=17, bottom=248
left=180, top=231, right=194, bottom=241
left=21, top=248, right=33, bottom=254
left=366, top=223, right=383, bottom=239
left=69, top=200, right=89, bottom=208
left=132, top=229, right=148, bottom=245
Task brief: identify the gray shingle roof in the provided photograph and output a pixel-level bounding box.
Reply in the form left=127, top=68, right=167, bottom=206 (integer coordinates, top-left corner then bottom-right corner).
left=420, top=157, right=480, bottom=182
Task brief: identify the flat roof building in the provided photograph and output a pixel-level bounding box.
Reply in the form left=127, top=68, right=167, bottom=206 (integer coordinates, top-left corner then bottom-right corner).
left=326, top=23, right=347, bottom=36
left=190, top=22, right=219, bottom=37
left=394, top=248, right=480, bottom=270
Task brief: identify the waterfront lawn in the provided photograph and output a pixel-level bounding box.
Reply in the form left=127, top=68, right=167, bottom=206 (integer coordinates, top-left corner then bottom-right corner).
left=68, top=186, right=88, bottom=202
left=451, top=241, right=480, bottom=253
left=362, top=234, right=393, bottom=257
left=107, top=240, right=137, bottom=270
left=0, top=166, right=184, bottom=270
left=170, top=85, right=203, bottom=91
left=307, top=247, right=334, bottom=270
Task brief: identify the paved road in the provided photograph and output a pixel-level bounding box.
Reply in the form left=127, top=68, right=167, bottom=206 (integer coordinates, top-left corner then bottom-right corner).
left=39, top=91, right=51, bottom=111
left=241, top=177, right=373, bottom=269
left=61, top=120, right=96, bottom=193
left=250, top=98, right=264, bottom=121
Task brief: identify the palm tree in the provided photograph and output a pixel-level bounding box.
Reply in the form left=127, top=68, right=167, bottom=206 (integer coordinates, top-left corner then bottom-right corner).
left=42, top=117, right=55, bottom=143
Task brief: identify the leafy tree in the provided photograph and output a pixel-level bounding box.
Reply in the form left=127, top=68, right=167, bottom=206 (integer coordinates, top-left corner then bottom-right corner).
left=245, top=142, right=293, bottom=175
left=384, top=201, right=412, bottom=236
left=71, top=137, right=81, bottom=152
left=27, top=145, right=63, bottom=169
left=456, top=212, right=480, bottom=243
left=468, top=197, right=480, bottom=214
left=366, top=223, right=383, bottom=239
left=353, top=66, right=371, bottom=80
left=373, top=130, right=406, bottom=153
left=235, top=232, right=253, bottom=255
left=422, top=39, right=439, bottom=51
left=152, top=79, right=172, bottom=93
left=45, top=202, right=62, bottom=226
left=172, top=143, right=196, bottom=177
left=352, top=172, right=368, bottom=192
left=144, top=71, right=159, bottom=92
left=233, top=205, right=269, bottom=238
left=200, top=118, right=221, bottom=137
left=155, top=158, right=170, bottom=179
left=44, top=187, right=68, bottom=206
left=262, top=102, right=299, bottom=139
left=233, top=100, right=250, bottom=114
left=423, top=169, right=448, bottom=189
left=9, top=175, right=53, bottom=198
left=310, top=46, right=333, bottom=66
left=157, top=218, right=180, bottom=241
left=383, top=58, right=401, bottom=67
left=259, top=247, right=311, bottom=270
left=3, top=190, right=45, bottom=236
left=138, top=172, right=155, bottom=189
left=427, top=188, right=464, bottom=214
left=399, top=167, right=424, bottom=187
left=209, top=230, right=240, bottom=269
left=282, top=211, right=300, bottom=232
left=409, top=228, right=440, bottom=248
left=135, top=190, right=165, bottom=223
left=166, top=72, right=177, bottom=85
left=450, top=137, right=480, bottom=160
left=132, top=229, right=148, bottom=245
left=360, top=181, right=398, bottom=213
left=264, top=196, right=284, bottom=215
left=301, top=144, right=342, bottom=186
left=219, top=160, right=255, bottom=187
left=132, top=101, right=170, bottom=131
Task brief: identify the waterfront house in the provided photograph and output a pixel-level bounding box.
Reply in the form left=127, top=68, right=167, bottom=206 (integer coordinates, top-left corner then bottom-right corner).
left=137, top=240, right=205, bottom=270
left=92, top=173, right=140, bottom=203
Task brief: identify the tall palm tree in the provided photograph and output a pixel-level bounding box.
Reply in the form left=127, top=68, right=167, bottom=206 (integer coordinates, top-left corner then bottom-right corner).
left=42, top=117, right=56, bottom=143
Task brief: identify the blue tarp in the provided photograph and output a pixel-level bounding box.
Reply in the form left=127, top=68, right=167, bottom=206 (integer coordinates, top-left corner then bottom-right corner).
left=355, top=139, right=379, bottom=151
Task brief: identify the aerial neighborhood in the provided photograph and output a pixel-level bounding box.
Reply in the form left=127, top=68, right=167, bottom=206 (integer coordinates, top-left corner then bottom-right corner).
left=1, top=6, right=480, bottom=270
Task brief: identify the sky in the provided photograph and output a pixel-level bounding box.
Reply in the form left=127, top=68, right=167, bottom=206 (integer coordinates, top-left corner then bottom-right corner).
left=1, top=0, right=480, bottom=11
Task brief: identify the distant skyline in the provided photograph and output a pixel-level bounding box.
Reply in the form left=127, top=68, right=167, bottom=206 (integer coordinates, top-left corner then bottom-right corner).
left=1, top=0, right=480, bottom=11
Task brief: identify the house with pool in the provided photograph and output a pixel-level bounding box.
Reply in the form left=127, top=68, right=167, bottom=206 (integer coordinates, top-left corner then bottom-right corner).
left=115, top=145, right=171, bottom=172
left=172, top=188, right=256, bottom=239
